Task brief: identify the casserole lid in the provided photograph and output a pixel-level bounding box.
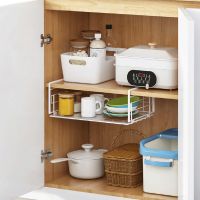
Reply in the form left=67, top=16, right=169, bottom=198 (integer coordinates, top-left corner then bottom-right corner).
left=67, top=144, right=107, bottom=160
left=116, top=43, right=178, bottom=61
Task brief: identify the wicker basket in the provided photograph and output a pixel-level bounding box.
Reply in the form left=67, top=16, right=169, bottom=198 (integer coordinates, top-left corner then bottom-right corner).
left=105, top=170, right=143, bottom=188
left=104, top=143, right=143, bottom=174
left=104, top=143, right=143, bottom=187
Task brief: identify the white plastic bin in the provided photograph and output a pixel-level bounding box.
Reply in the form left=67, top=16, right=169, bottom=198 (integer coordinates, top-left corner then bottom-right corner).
left=61, top=53, right=115, bottom=84
left=140, top=128, right=178, bottom=196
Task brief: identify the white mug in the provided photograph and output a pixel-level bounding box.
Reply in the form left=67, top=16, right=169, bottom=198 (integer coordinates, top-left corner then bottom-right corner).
left=81, top=97, right=101, bottom=118
left=90, top=94, right=109, bottom=114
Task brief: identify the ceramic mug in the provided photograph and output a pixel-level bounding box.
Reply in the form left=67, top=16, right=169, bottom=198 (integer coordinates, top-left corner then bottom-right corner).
left=90, top=94, right=109, bottom=114
left=81, top=97, right=102, bottom=118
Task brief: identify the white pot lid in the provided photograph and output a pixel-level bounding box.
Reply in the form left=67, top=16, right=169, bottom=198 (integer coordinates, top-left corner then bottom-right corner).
left=67, top=144, right=107, bottom=160
left=116, top=43, right=178, bottom=61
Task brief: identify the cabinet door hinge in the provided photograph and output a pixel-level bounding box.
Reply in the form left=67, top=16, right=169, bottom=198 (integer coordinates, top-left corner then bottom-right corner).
left=40, top=34, right=53, bottom=47
left=41, top=149, right=53, bottom=162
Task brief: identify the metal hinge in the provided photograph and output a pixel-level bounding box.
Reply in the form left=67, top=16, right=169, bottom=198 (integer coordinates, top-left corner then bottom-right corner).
left=41, top=149, right=53, bottom=162
left=40, top=34, right=53, bottom=47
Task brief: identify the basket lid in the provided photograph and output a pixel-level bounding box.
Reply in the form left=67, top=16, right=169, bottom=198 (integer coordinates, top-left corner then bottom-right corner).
left=103, top=143, right=141, bottom=160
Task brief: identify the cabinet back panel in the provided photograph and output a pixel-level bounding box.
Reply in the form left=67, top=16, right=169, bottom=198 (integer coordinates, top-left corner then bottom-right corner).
left=89, top=99, right=178, bottom=150
left=44, top=10, right=90, bottom=182
left=89, top=13, right=178, bottom=48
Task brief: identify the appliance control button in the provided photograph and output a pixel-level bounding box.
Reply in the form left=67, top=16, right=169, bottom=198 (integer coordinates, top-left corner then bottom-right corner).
left=145, top=83, right=149, bottom=90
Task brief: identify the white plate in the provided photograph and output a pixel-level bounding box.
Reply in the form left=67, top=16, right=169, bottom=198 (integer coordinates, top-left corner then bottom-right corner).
left=105, top=105, right=137, bottom=114
left=103, top=109, right=139, bottom=118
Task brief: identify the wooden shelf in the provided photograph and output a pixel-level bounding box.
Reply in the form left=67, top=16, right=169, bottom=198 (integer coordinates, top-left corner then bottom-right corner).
left=48, top=80, right=178, bottom=100
left=46, top=174, right=177, bottom=200
left=45, top=0, right=200, bottom=18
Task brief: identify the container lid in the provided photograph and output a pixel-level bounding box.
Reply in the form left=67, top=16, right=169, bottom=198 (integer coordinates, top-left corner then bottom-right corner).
left=103, top=143, right=141, bottom=161
left=81, top=30, right=100, bottom=39
left=106, top=24, right=112, bottom=29
left=73, top=91, right=82, bottom=96
left=140, top=128, right=178, bottom=160
left=67, top=144, right=107, bottom=160
left=116, top=43, right=178, bottom=61
left=59, top=93, right=74, bottom=98
left=95, top=33, right=102, bottom=40
left=70, top=39, right=89, bottom=49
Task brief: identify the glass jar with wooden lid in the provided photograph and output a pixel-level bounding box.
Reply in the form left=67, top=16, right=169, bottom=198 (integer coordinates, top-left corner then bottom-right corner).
left=58, top=93, right=74, bottom=116
left=70, top=39, right=89, bottom=56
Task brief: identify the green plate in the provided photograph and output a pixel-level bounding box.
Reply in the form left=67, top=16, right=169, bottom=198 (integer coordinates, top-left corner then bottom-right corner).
left=106, top=96, right=141, bottom=108
left=103, top=109, right=139, bottom=118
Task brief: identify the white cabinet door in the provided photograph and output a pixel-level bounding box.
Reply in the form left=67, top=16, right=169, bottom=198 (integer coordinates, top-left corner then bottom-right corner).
left=179, top=8, right=200, bottom=200
left=0, top=1, right=44, bottom=200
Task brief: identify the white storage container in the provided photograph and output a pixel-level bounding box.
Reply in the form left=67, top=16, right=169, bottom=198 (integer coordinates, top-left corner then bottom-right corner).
left=140, top=128, right=178, bottom=196
left=115, top=43, right=178, bottom=89
left=61, top=53, right=115, bottom=84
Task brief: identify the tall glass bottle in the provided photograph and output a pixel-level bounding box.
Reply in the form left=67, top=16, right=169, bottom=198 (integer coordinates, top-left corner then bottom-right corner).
left=105, top=24, right=117, bottom=47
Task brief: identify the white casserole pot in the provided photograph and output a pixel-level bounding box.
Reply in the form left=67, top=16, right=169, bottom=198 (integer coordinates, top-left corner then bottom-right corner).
left=51, top=144, right=107, bottom=179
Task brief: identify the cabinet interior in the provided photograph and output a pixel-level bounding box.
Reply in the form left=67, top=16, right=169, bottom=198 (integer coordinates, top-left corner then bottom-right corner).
left=44, top=10, right=178, bottom=200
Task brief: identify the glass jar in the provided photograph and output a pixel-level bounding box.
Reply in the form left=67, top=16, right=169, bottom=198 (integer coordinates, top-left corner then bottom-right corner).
left=73, top=91, right=82, bottom=113
left=70, top=39, right=89, bottom=56
left=58, top=93, right=74, bottom=116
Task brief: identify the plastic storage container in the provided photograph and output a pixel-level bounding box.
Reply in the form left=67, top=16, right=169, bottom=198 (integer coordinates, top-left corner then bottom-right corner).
left=61, top=53, right=115, bottom=84
left=140, top=128, right=178, bottom=196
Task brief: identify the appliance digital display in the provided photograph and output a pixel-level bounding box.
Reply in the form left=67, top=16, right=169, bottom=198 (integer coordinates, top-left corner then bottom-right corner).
left=127, top=70, right=157, bottom=88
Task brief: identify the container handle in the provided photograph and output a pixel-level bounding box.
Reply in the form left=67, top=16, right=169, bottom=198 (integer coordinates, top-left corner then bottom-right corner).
left=69, top=59, right=86, bottom=65
left=144, top=158, right=173, bottom=167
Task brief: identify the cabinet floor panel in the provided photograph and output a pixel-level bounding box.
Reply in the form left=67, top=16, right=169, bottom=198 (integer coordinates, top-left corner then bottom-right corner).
left=45, top=174, right=177, bottom=200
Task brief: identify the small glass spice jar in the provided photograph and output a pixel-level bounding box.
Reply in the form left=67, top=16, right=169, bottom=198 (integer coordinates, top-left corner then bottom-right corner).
left=73, top=91, right=82, bottom=113
left=58, top=93, right=74, bottom=116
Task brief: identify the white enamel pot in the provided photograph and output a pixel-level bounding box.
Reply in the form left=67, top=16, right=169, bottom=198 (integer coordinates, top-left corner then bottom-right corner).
left=51, top=144, right=107, bottom=179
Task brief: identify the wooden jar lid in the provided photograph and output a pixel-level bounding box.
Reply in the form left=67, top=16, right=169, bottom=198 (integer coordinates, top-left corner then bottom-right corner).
left=59, top=93, right=74, bottom=98
left=81, top=30, right=100, bottom=39
left=70, top=39, right=89, bottom=48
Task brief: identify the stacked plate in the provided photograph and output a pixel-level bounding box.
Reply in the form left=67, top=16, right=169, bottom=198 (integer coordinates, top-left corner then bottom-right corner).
left=103, top=96, right=141, bottom=117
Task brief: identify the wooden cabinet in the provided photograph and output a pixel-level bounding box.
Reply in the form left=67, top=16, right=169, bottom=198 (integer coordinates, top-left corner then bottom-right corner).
left=1, top=1, right=200, bottom=200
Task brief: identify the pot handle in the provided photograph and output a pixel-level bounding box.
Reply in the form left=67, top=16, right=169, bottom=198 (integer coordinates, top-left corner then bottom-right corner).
left=50, top=158, right=79, bottom=164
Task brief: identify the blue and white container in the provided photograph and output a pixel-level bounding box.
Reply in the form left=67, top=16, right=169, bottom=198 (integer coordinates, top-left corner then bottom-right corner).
left=140, top=128, right=178, bottom=196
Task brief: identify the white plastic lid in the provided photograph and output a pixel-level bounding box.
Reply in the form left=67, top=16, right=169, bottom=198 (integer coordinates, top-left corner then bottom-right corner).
left=116, top=43, right=178, bottom=61
left=67, top=144, right=107, bottom=160
left=95, top=33, right=101, bottom=40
